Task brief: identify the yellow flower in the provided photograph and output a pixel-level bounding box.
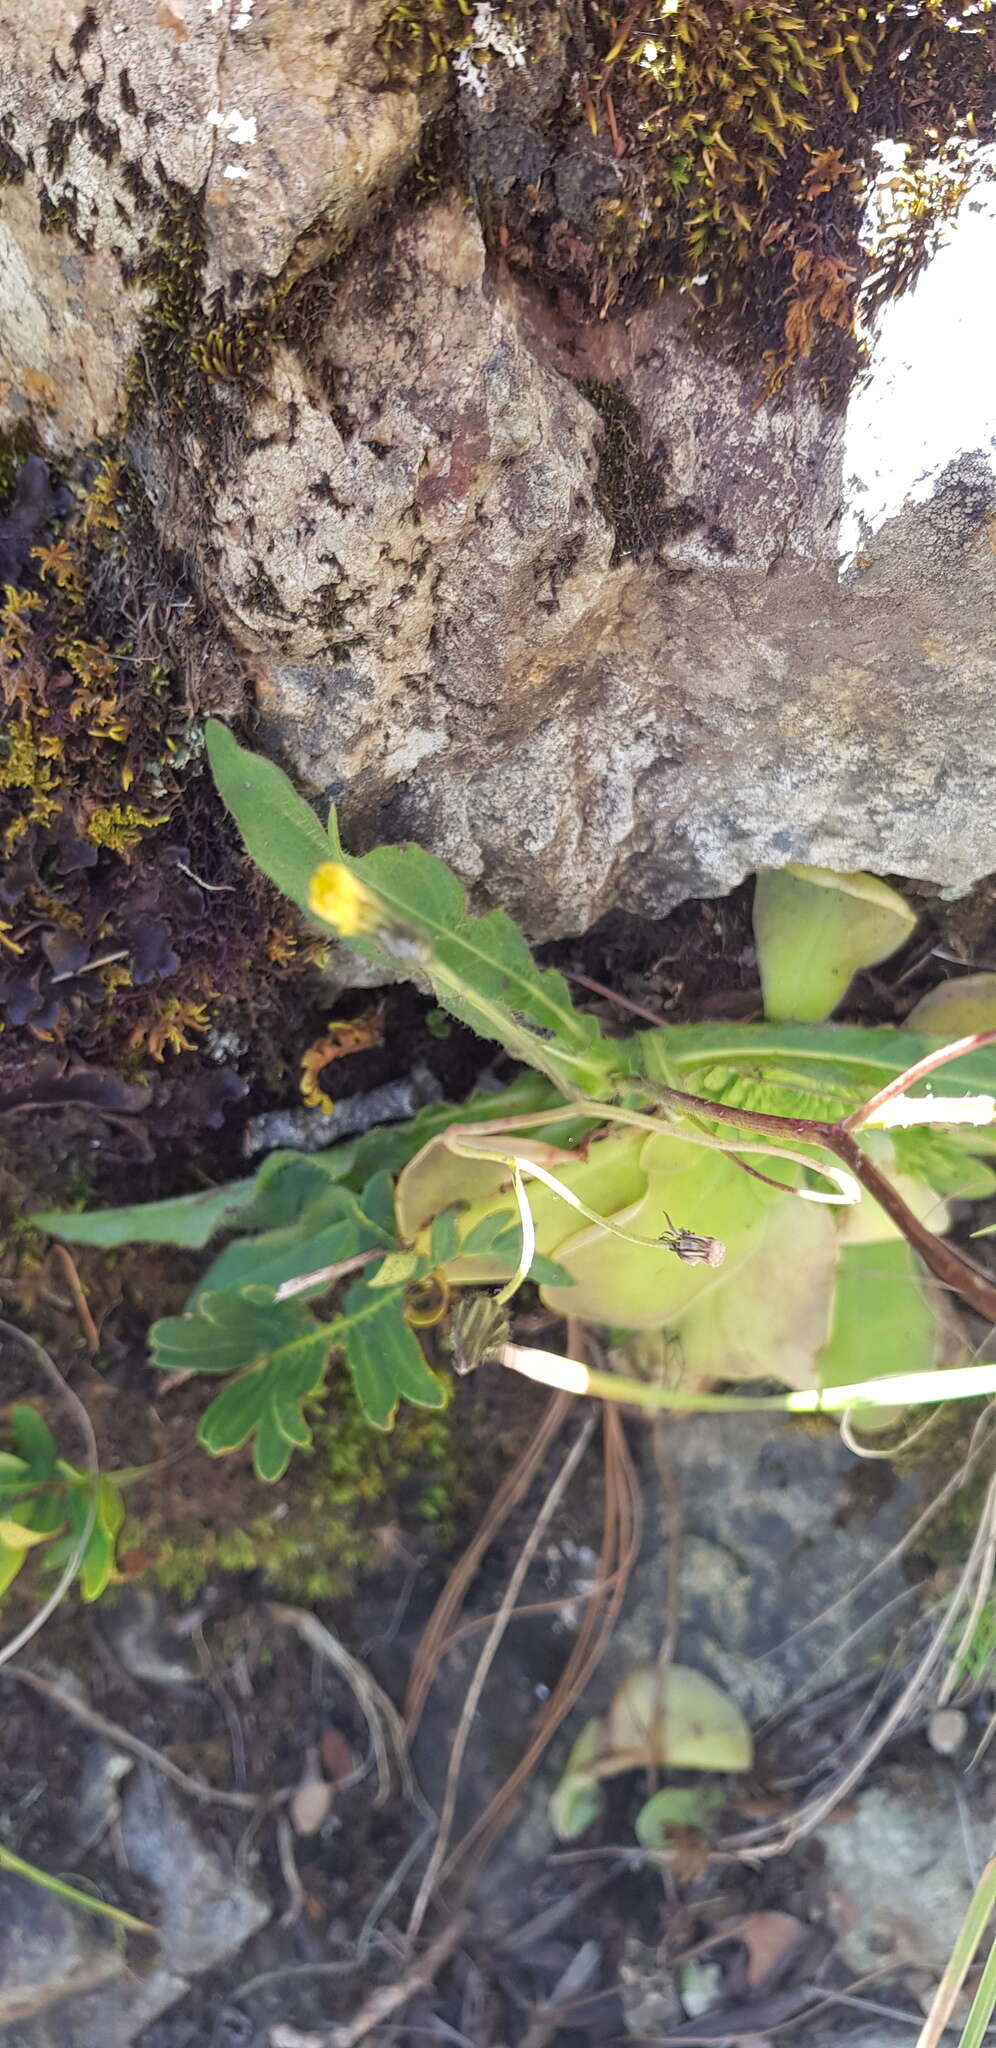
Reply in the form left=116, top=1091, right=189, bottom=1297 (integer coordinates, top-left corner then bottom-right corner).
left=309, top=862, right=429, bottom=965
left=309, top=862, right=383, bottom=937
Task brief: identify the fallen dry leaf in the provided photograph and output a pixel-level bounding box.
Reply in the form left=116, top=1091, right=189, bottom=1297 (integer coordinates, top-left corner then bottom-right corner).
left=320, top=1725, right=356, bottom=1784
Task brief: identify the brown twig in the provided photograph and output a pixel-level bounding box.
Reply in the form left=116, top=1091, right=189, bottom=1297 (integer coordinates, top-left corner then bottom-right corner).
left=407, top=1412, right=597, bottom=1940
left=49, top=1243, right=100, bottom=1354
left=5, top=1663, right=268, bottom=1809
left=269, top=1912, right=471, bottom=2048
left=443, top=1387, right=642, bottom=1892
left=405, top=1391, right=572, bottom=1733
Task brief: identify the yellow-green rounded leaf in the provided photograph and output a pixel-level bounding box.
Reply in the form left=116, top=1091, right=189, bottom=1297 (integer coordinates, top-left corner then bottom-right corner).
left=753, top=866, right=916, bottom=1023
left=602, top=1664, right=753, bottom=1775
left=905, top=974, right=996, bottom=1037
left=0, top=1518, right=49, bottom=1551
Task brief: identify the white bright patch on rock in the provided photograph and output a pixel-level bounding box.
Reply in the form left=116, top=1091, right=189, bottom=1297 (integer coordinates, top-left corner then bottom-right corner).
left=840, top=144, right=996, bottom=566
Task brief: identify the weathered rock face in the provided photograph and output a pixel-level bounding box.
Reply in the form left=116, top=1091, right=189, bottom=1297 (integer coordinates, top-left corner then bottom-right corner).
left=2, top=2, right=996, bottom=936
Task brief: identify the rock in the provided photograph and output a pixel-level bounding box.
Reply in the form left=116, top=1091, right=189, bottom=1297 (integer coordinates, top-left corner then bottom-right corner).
left=0, top=0, right=423, bottom=446
left=817, top=1764, right=989, bottom=1981
left=2, top=6, right=996, bottom=934
left=603, top=1411, right=924, bottom=1721
left=0, top=1876, right=122, bottom=2025
left=12, top=1768, right=270, bottom=2047
left=618, top=1930, right=683, bottom=2037
left=214, top=188, right=996, bottom=935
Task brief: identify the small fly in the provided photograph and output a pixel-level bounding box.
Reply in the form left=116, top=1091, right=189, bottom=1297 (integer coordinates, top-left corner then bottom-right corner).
left=658, top=1211, right=726, bottom=1268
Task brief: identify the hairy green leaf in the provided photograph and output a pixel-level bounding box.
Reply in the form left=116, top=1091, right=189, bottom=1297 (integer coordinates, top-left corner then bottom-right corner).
left=323, top=813, right=629, bottom=1095
left=195, top=1173, right=396, bottom=1301
left=32, top=1176, right=258, bottom=1249
left=206, top=720, right=329, bottom=914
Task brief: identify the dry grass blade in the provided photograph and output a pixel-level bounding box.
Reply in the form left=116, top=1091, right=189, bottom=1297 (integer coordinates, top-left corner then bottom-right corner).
left=406, top=1410, right=597, bottom=1939
left=443, top=1393, right=642, bottom=1892
left=6, top=1663, right=266, bottom=1809
left=269, top=1604, right=416, bottom=1810
left=914, top=1857, right=996, bottom=2048
left=405, top=1391, right=572, bottom=1734
left=269, top=1910, right=470, bottom=2048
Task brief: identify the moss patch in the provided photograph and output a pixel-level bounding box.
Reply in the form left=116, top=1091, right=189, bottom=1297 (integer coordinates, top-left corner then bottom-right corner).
left=122, top=1374, right=458, bottom=1605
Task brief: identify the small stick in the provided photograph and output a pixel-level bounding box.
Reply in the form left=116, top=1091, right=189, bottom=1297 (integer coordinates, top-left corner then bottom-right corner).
left=50, top=1242, right=100, bottom=1354
left=6, top=1664, right=266, bottom=1809
left=406, top=1415, right=596, bottom=1940
left=270, top=1911, right=471, bottom=2048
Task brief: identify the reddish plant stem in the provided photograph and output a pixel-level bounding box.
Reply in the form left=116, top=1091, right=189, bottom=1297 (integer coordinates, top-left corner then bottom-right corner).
left=843, top=1027, right=996, bottom=1131
left=645, top=1081, right=996, bottom=1326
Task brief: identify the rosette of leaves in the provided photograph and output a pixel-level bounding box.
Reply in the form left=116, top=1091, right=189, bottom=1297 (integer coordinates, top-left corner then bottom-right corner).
left=37, top=728, right=996, bottom=1475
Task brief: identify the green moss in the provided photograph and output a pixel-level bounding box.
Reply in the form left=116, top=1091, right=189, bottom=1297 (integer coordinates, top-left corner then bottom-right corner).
left=579, top=377, right=704, bottom=566
left=128, top=1373, right=458, bottom=1605
left=0, top=421, right=40, bottom=499
left=376, top=0, right=486, bottom=85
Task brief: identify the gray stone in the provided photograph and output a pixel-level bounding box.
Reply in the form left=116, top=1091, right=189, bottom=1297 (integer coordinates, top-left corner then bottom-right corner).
left=0, top=0, right=422, bottom=445
left=618, top=1930, right=682, bottom=2037
left=9, top=1769, right=270, bottom=2048
left=0, top=1876, right=122, bottom=2026
left=213, top=190, right=996, bottom=935
left=816, top=1764, right=993, bottom=1981
left=2, top=6, right=996, bottom=936
left=603, top=1411, right=925, bottom=1721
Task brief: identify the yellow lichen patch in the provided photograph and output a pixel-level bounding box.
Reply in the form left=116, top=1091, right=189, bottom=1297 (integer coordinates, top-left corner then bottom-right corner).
left=84, top=803, right=170, bottom=852
left=300, top=1003, right=385, bottom=1112
left=82, top=457, right=123, bottom=537
left=128, top=997, right=211, bottom=1061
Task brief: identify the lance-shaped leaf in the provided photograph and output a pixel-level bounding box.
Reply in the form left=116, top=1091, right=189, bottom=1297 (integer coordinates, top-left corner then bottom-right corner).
left=205, top=719, right=330, bottom=915
left=194, top=1172, right=396, bottom=1302
left=312, top=815, right=628, bottom=1096
left=32, top=1175, right=259, bottom=1249
left=753, top=866, right=916, bottom=1023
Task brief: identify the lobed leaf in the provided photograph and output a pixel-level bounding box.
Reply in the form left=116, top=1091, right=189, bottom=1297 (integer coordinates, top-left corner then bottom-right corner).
left=336, top=1274, right=446, bottom=1430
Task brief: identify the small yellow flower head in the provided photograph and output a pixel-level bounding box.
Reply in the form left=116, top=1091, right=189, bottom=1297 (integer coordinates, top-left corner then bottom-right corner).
left=309, top=862, right=430, bottom=964
left=309, top=863, right=384, bottom=937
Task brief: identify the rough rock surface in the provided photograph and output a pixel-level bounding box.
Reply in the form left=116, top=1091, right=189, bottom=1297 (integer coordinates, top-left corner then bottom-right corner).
left=817, top=1764, right=995, bottom=1980
left=9, top=1766, right=270, bottom=2048
left=2, top=3, right=996, bottom=934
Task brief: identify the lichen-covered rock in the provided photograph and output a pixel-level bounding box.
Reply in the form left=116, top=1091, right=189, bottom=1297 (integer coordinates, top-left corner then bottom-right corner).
left=234, top=194, right=996, bottom=933
left=2, top=1, right=996, bottom=938
left=0, top=0, right=421, bottom=444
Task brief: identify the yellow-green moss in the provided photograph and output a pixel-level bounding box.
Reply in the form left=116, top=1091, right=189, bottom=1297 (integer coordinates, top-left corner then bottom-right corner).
left=127, top=1377, right=458, bottom=1605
